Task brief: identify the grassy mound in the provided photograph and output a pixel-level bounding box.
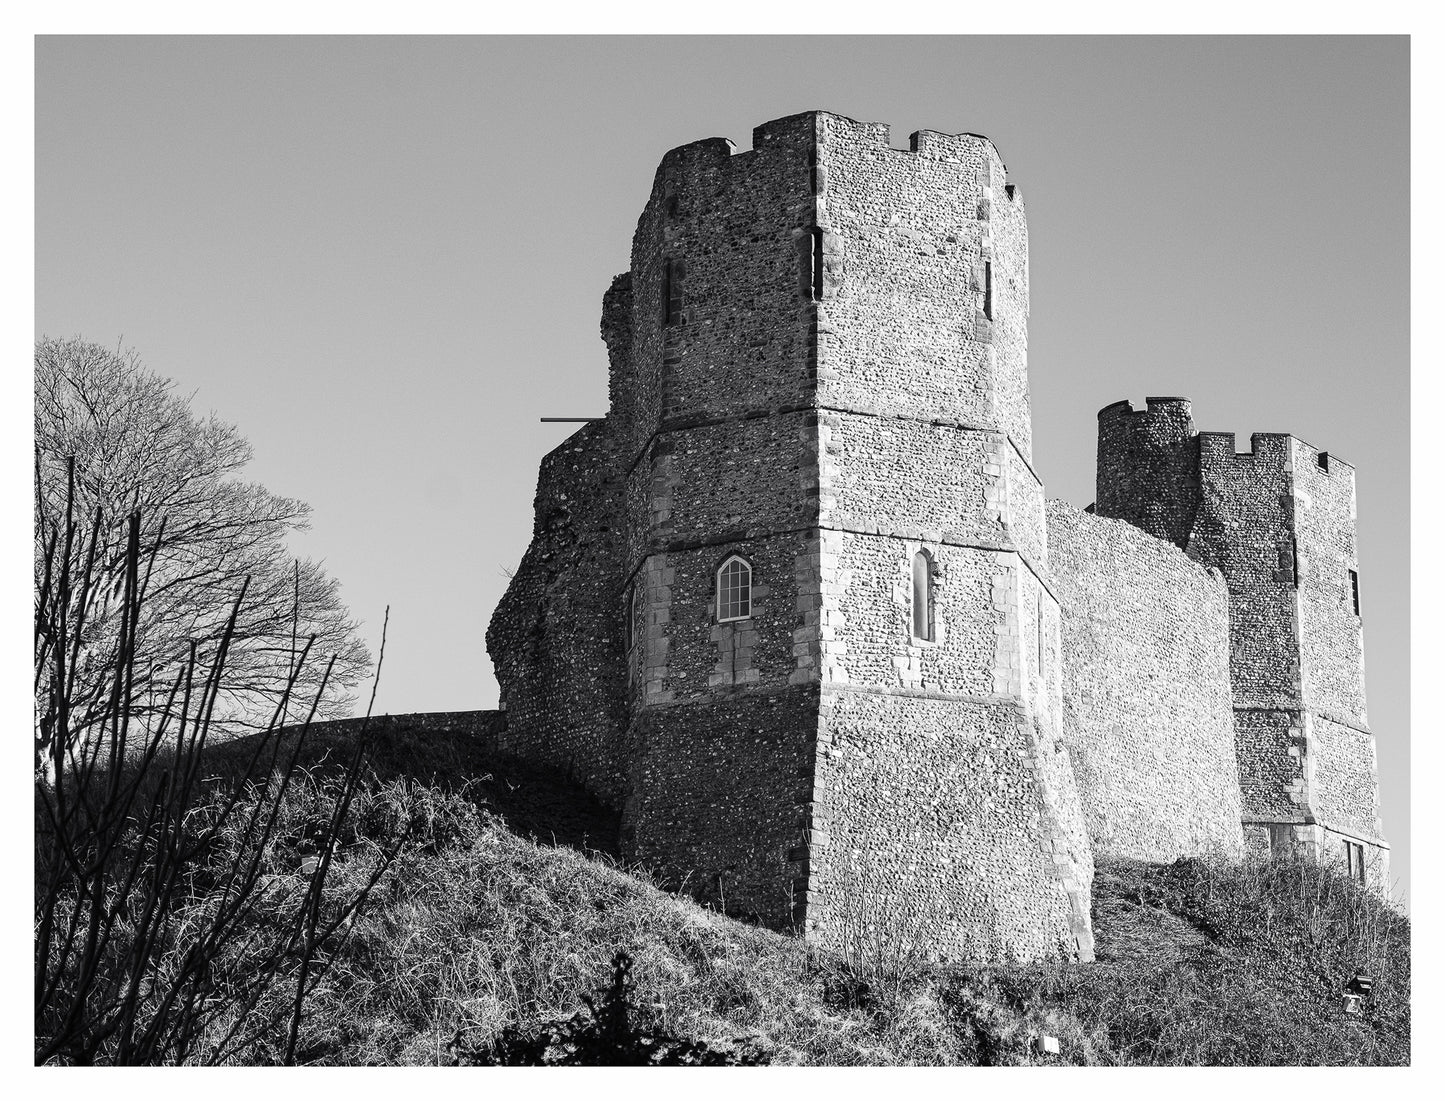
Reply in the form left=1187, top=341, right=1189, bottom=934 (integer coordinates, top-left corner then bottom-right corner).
left=59, top=721, right=1410, bottom=1065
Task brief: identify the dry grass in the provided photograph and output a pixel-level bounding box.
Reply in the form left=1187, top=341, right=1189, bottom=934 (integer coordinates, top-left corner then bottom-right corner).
left=184, top=759, right=1408, bottom=1065
left=1038, top=854, right=1412, bottom=1065
left=44, top=720, right=1410, bottom=1065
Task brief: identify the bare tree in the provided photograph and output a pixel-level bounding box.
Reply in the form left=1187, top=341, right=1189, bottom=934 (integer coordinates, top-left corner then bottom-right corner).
left=35, top=337, right=370, bottom=766
left=34, top=474, right=401, bottom=1064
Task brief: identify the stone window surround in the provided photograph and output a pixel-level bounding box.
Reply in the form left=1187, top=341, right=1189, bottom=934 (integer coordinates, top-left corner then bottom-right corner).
left=715, top=553, right=754, bottom=623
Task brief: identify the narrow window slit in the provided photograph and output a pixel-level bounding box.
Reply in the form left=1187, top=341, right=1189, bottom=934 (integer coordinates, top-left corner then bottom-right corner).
left=811, top=228, right=824, bottom=301
left=912, top=551, right=934, bottom=642
left=1036, top=589, right=1044, bottom=673
left=1345, top=841, right=1366, bottom=883
left=663, top=259, right=683, bottom=326
left=622, top=583, right=635, bottom=651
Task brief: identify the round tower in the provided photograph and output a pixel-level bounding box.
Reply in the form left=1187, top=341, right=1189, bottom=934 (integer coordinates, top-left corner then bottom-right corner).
left=1094, top=397, right=1199, bottom=549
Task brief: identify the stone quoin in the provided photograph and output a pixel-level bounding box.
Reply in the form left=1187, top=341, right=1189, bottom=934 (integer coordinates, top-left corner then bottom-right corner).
left=484, top=111, right=1389, bottom=962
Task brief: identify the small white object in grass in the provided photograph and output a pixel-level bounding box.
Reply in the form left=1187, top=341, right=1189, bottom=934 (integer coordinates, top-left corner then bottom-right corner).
left=1036, top=1033, right=1060, bottom=1055
left=300, top=855, right=320, bottom=875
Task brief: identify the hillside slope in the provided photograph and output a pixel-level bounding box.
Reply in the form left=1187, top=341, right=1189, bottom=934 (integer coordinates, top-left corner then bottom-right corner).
left=205, top=721, right=1411, bottom=1065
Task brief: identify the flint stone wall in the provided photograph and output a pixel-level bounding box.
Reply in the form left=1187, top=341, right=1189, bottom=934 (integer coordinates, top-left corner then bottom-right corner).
left=484, top=421, right=630, bottom=806
left=815, top=114, right=1033, bottom=461
left=809, top=689, right=1092, bottom=963
left=1094, top=403, right=1387, bottom=877
left=1046, top=500, right=1244, bottom=862
left=1289, top=441, right=1367, bottom=725
left=285, top=709, right=507, bottom=746
left=1313, top=714, right=1384, bottom=843
left=1233, top=708, right=1308, bottom=822
left=621, top=685, right=819, bottom=924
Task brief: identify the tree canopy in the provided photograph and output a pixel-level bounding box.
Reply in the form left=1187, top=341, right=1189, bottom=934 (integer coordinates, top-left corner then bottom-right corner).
left=34, top=337, right=370, bottom=759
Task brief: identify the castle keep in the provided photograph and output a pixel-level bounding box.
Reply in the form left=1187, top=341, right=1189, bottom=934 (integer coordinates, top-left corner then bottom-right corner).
left=486, top=112, right=1388, bottom=962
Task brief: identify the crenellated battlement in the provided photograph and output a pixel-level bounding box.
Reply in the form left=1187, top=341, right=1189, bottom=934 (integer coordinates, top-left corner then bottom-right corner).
left=617, top=110, right=1036, bottom=468
left=1197, top=430, right=1293, bottom=465
left=650, top=112, right=1020, bottom=198
left=657, top=134, right=736, bottom=169
left=1097, top=396, right=1193, bottom=421
left=1196, top=431, right=1357, bottom=479
left=1092, top=393, right=1379, bottom=873
left=751, top=110, right=825, bottom=150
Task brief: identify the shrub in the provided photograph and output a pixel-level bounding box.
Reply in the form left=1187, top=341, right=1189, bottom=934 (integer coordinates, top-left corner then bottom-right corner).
left=451, top=951, right=768, bottom=1066
left=1029, top=855, right=1410, bottom=1066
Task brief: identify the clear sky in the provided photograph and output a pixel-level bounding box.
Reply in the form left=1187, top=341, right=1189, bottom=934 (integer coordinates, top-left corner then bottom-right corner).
left=35, top=35, right=1409, bottom=902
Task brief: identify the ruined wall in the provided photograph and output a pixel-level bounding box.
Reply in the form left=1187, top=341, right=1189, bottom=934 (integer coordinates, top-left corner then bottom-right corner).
left=286, top=710, right=508, bottom=746
left=1046, top=500, right=1244, bottom=861
left=484, top=421, right=630, bottom=806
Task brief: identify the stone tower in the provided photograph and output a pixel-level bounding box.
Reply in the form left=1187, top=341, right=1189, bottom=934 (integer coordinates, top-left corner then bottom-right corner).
left=602, top=111, right=1093, bottom=961
left=1095, top=400, right=1388, bottom=886
left=489, top=112, right=1394, bottom=963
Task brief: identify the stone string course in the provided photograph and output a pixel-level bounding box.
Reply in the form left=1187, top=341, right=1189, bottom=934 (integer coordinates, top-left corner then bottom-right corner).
left=483, top=112, right=1390, bottom=960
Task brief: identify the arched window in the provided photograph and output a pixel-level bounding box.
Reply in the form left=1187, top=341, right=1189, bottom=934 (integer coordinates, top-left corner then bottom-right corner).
left=716, top=555, right=752, bottom=623
left=912, top=551, right=934, bottom=641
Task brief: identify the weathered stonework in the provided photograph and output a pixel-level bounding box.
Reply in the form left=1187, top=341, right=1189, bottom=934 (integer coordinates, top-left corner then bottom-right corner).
left=1046, top=500, right=1244, bottom=862
left=1094, top=401, right=1388, bottom=888
left=485, top=112, right=1390, bottom=961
